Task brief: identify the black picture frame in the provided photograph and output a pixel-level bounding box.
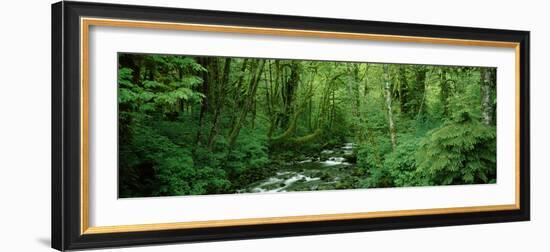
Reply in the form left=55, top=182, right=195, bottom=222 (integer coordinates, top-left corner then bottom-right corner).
left=52, top=1, right=530, bottom=251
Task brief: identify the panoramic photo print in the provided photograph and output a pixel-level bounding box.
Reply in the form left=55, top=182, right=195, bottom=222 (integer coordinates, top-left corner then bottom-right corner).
left=117, top=53, right=497, bottom=198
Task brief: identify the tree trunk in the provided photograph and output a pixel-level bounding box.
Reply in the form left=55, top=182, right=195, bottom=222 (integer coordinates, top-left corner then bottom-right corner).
left=397, top=66, right=408, bottom=114
left=414, top=67, right=427, bottom=120
left=480, top=68, right=495, bottom=125
left=279, top=61, right=300, bottom=129
left=347, top=64, right=363, bottom=143
left=205, top=58, right=221, bottom=148
left=269, top=103, right=321, bottom=149
left=228, top=60, right=266, bottom=147
left=363, top=63, right=370, bottom=98
left=330, top=89, right=335, bottom=129
left=383, top=64, right=397, bottom=151
left=440, top=68, right=451, bottom=117
left=358, top=63, right=371, bottom=145
left=194, top=57, right=210, bottom=146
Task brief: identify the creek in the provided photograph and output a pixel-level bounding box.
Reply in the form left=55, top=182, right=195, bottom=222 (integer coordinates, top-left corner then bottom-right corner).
left=239, top=143, right=357, bottom=193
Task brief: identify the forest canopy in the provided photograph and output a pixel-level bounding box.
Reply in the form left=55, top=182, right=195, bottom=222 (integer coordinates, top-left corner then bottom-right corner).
left=118, top=53, right=497, bottom=198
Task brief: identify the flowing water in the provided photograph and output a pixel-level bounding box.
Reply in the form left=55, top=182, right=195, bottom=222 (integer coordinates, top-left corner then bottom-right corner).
left=239, top=143, right=357, bottom=193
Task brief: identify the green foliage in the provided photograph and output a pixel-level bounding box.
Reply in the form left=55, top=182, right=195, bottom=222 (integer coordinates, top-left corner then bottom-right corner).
left=119, top=121, right=231, bottom=197
left=118, top=54, right=233, bottom=197
left=225, top=127, right=271, bottom=188
left=118, top=52, right=497, bottom=197
left=384, top=135, right=425, bottom=187
left=415, top=111, right=496, bottom=185
left=358, top=132, right=425, bottom=188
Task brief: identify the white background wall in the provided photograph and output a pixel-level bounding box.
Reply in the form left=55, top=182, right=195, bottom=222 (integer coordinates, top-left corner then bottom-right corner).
left=0, top=0, right=547, bottom=251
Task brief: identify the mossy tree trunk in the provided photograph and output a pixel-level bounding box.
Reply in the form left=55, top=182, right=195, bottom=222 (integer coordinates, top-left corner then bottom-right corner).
left=383, top=64, right=397, bottom=151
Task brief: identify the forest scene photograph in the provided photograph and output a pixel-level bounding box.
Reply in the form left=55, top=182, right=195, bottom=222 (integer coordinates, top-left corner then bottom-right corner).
left=118, top=52, right=497, bottom=198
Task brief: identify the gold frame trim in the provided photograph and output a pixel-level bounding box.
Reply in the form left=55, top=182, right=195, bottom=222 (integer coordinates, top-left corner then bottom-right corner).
left=80, top=17, right=522, bottom=235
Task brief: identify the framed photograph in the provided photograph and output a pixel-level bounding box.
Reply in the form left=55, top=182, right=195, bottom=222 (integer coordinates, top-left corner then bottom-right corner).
left=52, top=1, right=530, bottom=250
